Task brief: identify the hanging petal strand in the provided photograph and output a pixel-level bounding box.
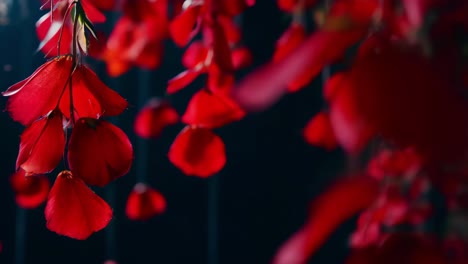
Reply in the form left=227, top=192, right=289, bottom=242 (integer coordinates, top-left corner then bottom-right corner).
left=45, top=171, right=113, bottom=240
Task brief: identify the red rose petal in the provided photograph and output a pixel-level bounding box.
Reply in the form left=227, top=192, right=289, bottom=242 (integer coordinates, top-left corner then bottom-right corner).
left=169, top=6, right=202, bottom=47
left=167, top=69, right=202, bottom=94
left=168, top=126, right=226, bottom=177
left=68, top=118, right=133, bottom=187
left=303, top=111, right=337, bottom=150
left=45, top=170, right=113, bottom=240
left=125, top=183, right=166, bottom=221
left=182, top=89, right=245, bottom=128
left=273, top=23, right=306, bottom=63
left=10, top=170, right=50, bottom=209
left=134, top=98, right=179, bottom=139
left=182, top=41, right=208, bottom=68
left=16, top=112, right=65, bottom=175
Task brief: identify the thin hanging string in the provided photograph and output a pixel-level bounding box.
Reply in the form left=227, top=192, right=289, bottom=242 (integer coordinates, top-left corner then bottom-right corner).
left=15, top=0, right=32, bottom=263
left=136, top=69, right=151, bottom=183
left=104, top=0, right=124, bottom=261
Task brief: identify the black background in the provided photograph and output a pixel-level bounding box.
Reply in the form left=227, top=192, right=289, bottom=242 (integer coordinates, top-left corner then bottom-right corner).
left=0, top=1, right=353, bottom=263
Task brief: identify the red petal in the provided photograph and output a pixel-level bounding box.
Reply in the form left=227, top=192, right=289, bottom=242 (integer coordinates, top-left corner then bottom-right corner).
left=218, top=0, right=254, bottom=16
left=68, top=119, right=133, bottom=187
left=35, top=10, right=72, bottom=57
left=93, top=0, right=116, bottom=10
left=303, top=111, right=337, bottom=150
left=232, top=30, right=363, bottom=112
left=207, top=64, right=235, bottom=93
left=273, top=23, right=306, bottom=63
left=81, top=0, right=106, bottom=23
left=3, top=57, right=73, bottom=126
left=273, top=176, right=379, bottom=264
left=205, top=22, right=234, bottom=72
left=231, top=47, right=253, bottom=69
left=168, top=127, right=226, bottom=177
left=167, top=69, right=202, bottom=94
left=10, top=170, right=50, bottom=209
left=277, top=0, right=316, bottom=12
left=182, top=41, right=209, bottom=69
left=169, top=6, right=201, bottom=47
left=59, top=65, right=128, bottom=120
left=125, top=183, right=166, bottom=221
left=217, top=15, right=241, bottom=44
left=134, top=98, right=179, bottom=139
left=16, top=112, right=65, bottom=175
left=182, top=89, right=245, bottom=128
left=45, top=170, right=112, bottom=240
left=323, top=72, right=346, bottom=102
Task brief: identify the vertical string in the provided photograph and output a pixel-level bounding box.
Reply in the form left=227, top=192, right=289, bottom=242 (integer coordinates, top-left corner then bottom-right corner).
left=15, top=0, right=32, bottom=263
left=136, top=69, right=151, bottom=183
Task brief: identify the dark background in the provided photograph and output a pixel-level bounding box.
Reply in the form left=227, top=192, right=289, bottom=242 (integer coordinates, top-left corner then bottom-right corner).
left=0, top=1, right=353, bottom=263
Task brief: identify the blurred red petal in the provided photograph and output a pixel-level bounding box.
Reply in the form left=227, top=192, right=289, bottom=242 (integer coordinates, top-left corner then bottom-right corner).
left=169, top=6, right=201, bottom=47
left=68, top=119, right=133, bottom=187
left=134, top=98, right=179, bottom=139
left=45, top=170, right=112, bottom=240
left=303, top=111, right=337, bottom=150
left=323, top=72, right=345, bottom=102
left=3, top=57, right=73, bottom=126
left=182, top=41, right=208, bottom=69
left=273, top=23, right=306, bottom=63
left=81, top=0, right=106, bottom=23
left=182, top=89, right=245, bottom=128
left=217, top=15, right=241, bottom=44
left=169, top=127, right=226, bottom=177
left=167, top=69, right=202, bottom=94
left=232, top=30, right=363, bottom=112
left=125, top=183, right=166, bottom=220
left=231, top=47, right=253, bottom=69
left=277, top=0, right=316, bottom=12
left=218, top=0, right=254, bottom=16
left=273, top=176, right=379, bottom=264
left=204, top=22, right=234, bottom=72
left=16, top=112, right=65, bottom=175
left=10, top=170, right=50, bottom=209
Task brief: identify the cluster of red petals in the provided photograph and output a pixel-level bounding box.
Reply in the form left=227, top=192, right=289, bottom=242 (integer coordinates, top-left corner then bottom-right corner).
left=134, top=98, right=179, bottom=139
left=102, top=0, right=169, bottom=76
left=126, top=183, right=166, bottom=221
left=45, top=170, right=113, bottom=240
left=36, top=0, right=112, bottom=56
left=10, top=170, right=50, bottom=209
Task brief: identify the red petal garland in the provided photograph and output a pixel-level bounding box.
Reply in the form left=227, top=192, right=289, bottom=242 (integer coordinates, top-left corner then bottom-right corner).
left=45, top=171, right=113, bottom=240
left=126, top=183, right=166, bottom=221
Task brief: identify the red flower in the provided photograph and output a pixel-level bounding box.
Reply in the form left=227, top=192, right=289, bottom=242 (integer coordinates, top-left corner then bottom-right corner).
left=10, top=170, right=50, bottom=209
left=134, top=98, right=179, bottom=139
left=169, top=126, right=226, bottom=177
left=126, top=183, right=166, bottom=221
left=303, top=111, right=337, bottom=150
left=16, top=111, right=65, bottom=175
left=68, top=118, right=133, bottom=187
left=3, top=56, right=128, bottom=126
left=182, top=89, right=245, bottom=128
left=45, top=170, right=112, bottom=240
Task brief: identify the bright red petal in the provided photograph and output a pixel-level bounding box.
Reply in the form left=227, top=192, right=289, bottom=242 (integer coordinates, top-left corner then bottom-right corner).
left=134, top=98, right=179, bottom=139
left=182, top=41, right=208, bottom=69
left=45, top=170, right=113, bottom=240
left=167, top=69, right=202, bottom=94
left=125, top=183, right=166, bottom=221
left=273, top=176, right=379, bottom=264
left=231, top=47, right=253, bottom=69
left=35, top=11, right=72, bottom=57
left=81, top=0, right=106, bottom=23
left=10, top=170, right=50, bottom=209
left=169, top=6, right=201, bottom=47
left=68, top=118, right=133, bottom=187
left=277, top=0, right=316, bottom=12
left=16, top=112, right=65, bottom=175
left=168, top=127, right=226, bottom=177
left=3, top=57, right=73, bottom=126
left=303, top=111, right=337, bottom=150
left=182, top=89, right=245, bottom=128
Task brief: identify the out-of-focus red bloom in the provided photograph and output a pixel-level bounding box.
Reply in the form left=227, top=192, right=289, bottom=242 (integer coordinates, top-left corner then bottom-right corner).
left=302, top=111, right=337, bottom=150
left=16, top=111, right=65, bottom=175
left=277, top=0, right=316, bottom=13
left=273, top=175, right=379, bottom=264
left=3, top=56, right=128, bottom=126
left=182, top=89, right=245, bottom=128
left=10, top=170, right=50, bottom=209
left=367, top=148, right=422, bottom=180
left=126, top=183, right=166, bottom=221
left=68, top=118, right=133, bottom=187
left=45, top=170, right=112, bottom=240
left=169, top=126, right=226, bottom=178
left=103, top=0, right=168, bottom=76
left=134, top=98, right=179, bottom=139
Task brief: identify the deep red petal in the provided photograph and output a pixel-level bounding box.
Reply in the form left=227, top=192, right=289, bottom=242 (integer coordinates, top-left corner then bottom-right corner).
left=134, top=98, right=179, bottom=139
left=81, top=0, right=106, bottom=23
left=168, top=127, right=226, bottom=177
left=68, top=119, right=133, bottom=187
left=231, top=47, right=253, bottom=69
left=182, top=41, right=209, bottom=69
left=273, top=176, right=379, bottom=264
left=16, top=112, right=65, bottom=175
left=182, top=89, right=245, bottom=128
left=167, top=69, right=202, bottom=94
left=45, top=170, right=112, bottom=240
left=277, top=0, right=316, bottom=12
left=10, top=170, right=50, bottom=209
left=273, top=23, right=306, bottom=63
left=125, top=183, right=166, bottom=221
left=323, top=72, right=346, bottom=102
left=218, top=0, right=254, bottom=16
left=169, top=6, right=201, bottom=47
left=3, top=57, right=73, bottom=126
left=217, top=15, right=241, bottom=44
left=205, top=22, right=234, bottom=72
left=303, top=111, right=337, bottom=150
